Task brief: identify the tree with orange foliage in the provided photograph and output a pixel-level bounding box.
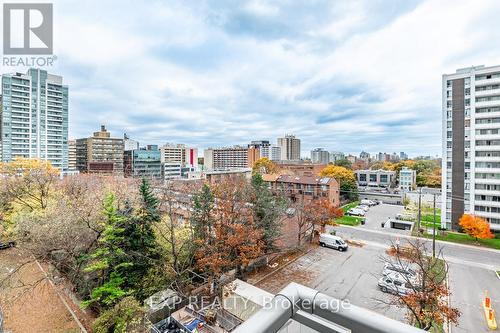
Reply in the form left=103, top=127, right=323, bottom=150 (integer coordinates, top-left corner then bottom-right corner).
left=459, top=214, right=494, bottom=240
left=379, top=239, right=460, bottom=330
left=192, top=177, right=264, bottom=294
left=305, top=198, right=343, bottom=235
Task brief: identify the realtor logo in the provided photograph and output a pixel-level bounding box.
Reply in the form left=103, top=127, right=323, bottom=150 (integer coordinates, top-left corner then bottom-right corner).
left=3, top=3, right=53, bottom=55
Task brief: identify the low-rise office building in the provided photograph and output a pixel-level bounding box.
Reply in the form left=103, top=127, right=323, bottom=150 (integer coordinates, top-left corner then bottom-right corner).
left=124, top=145, right=162, bottom=179
left=355, top=169, right=396, bottom=188
left=399, top=167, right=416, bottom=191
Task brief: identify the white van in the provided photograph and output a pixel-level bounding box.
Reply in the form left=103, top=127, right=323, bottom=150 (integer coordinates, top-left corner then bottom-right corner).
left=319, top=234, right=348, bottom=251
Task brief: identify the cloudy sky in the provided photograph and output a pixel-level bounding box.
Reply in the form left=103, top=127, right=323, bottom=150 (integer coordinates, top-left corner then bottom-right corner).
left=6, top=0, right=500, bottom=157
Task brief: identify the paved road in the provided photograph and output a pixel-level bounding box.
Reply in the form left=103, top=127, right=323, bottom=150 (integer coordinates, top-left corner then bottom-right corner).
left=330, top=225, right=500, bottom=271
left=449, top=263, right=500, bottom=333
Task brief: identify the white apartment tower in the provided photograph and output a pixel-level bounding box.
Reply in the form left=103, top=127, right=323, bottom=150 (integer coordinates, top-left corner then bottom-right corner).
left=311, top=148, right=330, bottom=164
left=277, top=134, right=301, bottom=161
left=442, top=65, right=500, bottom=231
left=0, top=69, right=69, bottom=170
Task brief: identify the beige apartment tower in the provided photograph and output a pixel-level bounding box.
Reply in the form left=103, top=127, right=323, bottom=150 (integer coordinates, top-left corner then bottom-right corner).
left=277, top=134, right=301, bottom=161
left=75, top=125, right=124, bottom=174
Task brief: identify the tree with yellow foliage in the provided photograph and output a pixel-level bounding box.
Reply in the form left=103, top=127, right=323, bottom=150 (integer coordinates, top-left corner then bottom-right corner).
left=252, top=157, right=280, bottom=175
left=319, top=165, right=358, bottom=200
left=0, top=157, right=59, bottom=210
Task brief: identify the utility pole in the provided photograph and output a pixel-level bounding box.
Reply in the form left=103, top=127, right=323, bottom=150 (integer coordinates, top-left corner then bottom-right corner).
left=432, top=193, right=437, bottom=258
left=417, top=187, right=422, bottom=234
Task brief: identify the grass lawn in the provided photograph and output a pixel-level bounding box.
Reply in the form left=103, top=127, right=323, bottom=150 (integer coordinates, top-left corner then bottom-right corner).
left=337, top=201, right=365, bottom=226
left=423, top=231, right=500, bottom=250
left=341, top=201, right=359, bottom=213
left=334, top=215, right=364, bottom=226
left=421, top=213, right=441, bottom=224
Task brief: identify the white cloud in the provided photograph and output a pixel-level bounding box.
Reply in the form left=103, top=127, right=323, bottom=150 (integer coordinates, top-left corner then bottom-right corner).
left=12, top=0, right=498, bottom=157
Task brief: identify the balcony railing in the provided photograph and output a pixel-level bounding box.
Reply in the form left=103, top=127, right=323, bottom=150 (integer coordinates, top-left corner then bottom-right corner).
left=233, top=282, right=424, bottom=333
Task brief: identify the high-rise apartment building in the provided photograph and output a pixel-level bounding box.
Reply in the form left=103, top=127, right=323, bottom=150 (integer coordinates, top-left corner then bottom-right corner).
left=311, top=148, right=330, bottom=164
left=277, top=134, right=301, bottom=161
left=442, top=65, right=500, bottom=231
left=329, top=151, right=345, bottom=163
left=204, top=146, right=258, bottom=170
left=0, top=69, right=69, bottom=170
left=76, top=125, right=124, bottom=174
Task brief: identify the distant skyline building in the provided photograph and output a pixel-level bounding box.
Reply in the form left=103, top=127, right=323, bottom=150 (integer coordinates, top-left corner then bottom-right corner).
left=124, top=145, right=162, bottom=179
left=359, top=151, right=370, bottom=161
left=0, top=68, right=69, bottom=170
left=442, top=64, right=500, bottom=231
left=248, top=140, right=282, bottom=161
left=204, top=146, right=258, bottom=170
left=160, top=143, right=198, bottom=179
left=277, top=134, right=301, bottom=161
left=75, top=125, right=124, bottom=174
left=124, top=133, right=139, bottom=151
left=311, top=148, right=329, bottom=164
left=329, top=151, right=345, bottom=163
left=68, top=139, right=77, bottom=171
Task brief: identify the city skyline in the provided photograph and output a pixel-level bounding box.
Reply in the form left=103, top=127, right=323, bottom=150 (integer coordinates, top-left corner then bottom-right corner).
left=3, top=1, right=500, bottom=156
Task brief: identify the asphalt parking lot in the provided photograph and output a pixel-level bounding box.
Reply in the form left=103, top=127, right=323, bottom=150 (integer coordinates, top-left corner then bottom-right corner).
left=256, top=243, right=407, bottom=323
left=257, top=227, right=500, bottom=333
left=363, top=203, right=407, bottom=232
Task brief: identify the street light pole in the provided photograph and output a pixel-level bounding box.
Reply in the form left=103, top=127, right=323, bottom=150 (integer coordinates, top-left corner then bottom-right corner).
left=432, top=193, right=436, bottom=258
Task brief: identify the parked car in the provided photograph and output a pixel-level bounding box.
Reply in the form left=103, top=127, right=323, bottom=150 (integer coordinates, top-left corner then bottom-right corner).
left=0, top=240, right=16, bottom=250
left=378, top=272, right=412, bottom=295
left=383, top=262, right=417, bottom=279
left=361, top=199, right=376, bottom=207
left=347, top=208, right=365, bottom=216
left=357, top=205, right=370, bottom=212
left=319, top=233, right=348, bottom=251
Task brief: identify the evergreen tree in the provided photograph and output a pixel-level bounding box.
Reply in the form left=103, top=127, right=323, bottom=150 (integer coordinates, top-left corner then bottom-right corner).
left=251, top=173, right=285, bottom=252
left=124, top=178, right=161, bottom=300
left=191, top=184, right=215, bottom=241
left=83, top=193, right=131, bottom=309
left=84, top=179, right=161, bottom=309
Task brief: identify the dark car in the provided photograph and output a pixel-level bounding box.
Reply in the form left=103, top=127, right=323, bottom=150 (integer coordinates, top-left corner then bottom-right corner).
left=0, top=241, right=16, bottom=250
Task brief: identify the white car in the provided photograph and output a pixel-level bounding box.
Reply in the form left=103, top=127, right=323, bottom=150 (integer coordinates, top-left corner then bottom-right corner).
left=347, top=208, right=365, bottom=216
left=378, top=272, right=413, bottom=295
left=357, top=205, right=369, bottom=212
left=361, top=199, right=377, bottom=206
